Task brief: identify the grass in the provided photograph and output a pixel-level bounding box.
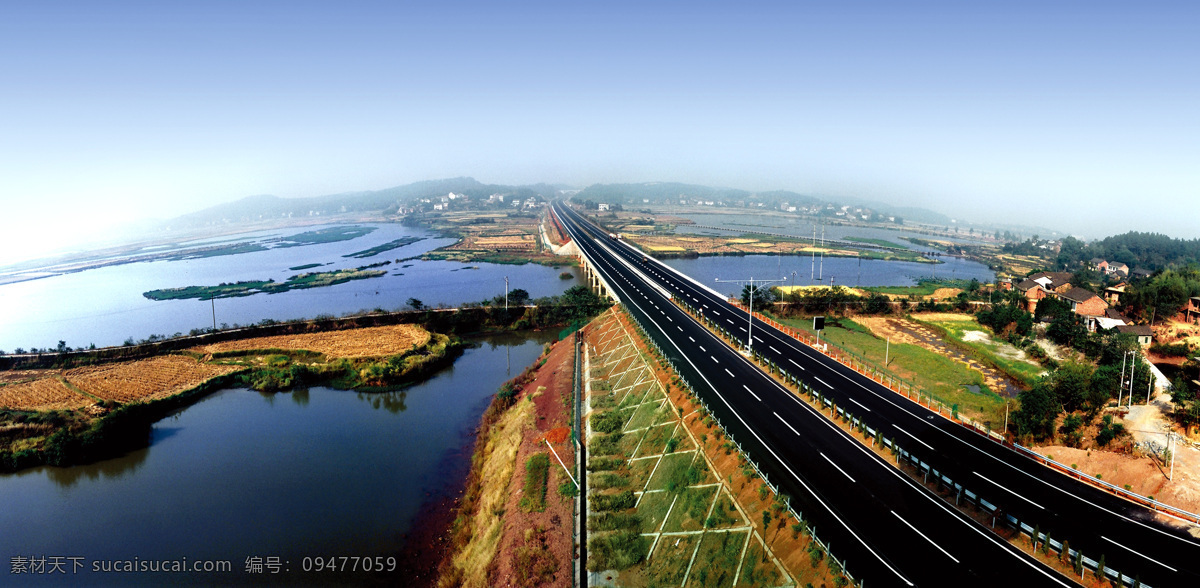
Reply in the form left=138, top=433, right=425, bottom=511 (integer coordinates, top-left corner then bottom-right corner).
left=636, top=491, right=675, bottom=533
left=916, top=315, right=1045, bottom=387
left=771, top=313, right=1007, bottom=427
left=662, top=485, right=718, bottom=532
left=687, top=530, right=749, bottom=588
left=624, top=399, right=664, bottom=430
left=586, top=530, right=648, bottom=571
left=860, top=279, right=963, bottom=296
left=144, top=267, right=387, bottom=300
left=342, top=236, right=424, bottom=259
left=646, top=452, right=697, bottom=492
left=518, top=453, right=550, bottom=512
left=739, top=541, right=782, bottom=586
left=447, top=393, right=536, bottom=587
left=844, top=236, right=908, bottom=249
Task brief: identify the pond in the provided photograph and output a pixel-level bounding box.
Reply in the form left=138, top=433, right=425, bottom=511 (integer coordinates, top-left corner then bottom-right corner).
left=0, top=331, right=556, bottom=585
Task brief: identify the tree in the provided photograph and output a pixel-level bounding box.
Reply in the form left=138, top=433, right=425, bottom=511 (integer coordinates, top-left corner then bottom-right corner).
left=1053, top=362, right=1094, bottom=413
left=508, top=288, right=530, bottom=306
left=406, top=298, right=425, bottom=310
left=741, top=284, right=775, bottom=309
left=1013, top=380, right=1058, bottom=440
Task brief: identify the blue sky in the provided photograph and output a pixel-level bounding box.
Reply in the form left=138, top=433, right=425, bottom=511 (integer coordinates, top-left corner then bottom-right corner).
left=1, top=1, right=1197, bottom=263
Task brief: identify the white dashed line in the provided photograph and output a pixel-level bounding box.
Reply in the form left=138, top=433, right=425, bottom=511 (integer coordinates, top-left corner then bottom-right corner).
left=814, top=377, right=832, bottom=389
left=788, top=358, right=805, bottom=371
left=725, top=368, right=734, bottom=377
left=847, top=398, right=871, bottom=412
left=769, top=346, right=780, bottom=353
left=743, top=385, right=761, bottom=401
left=710, top=356, right=718, bottom=364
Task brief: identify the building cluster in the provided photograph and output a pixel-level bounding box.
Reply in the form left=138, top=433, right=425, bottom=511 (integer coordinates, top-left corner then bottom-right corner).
left=1004, top=272, right=1152, bottom=344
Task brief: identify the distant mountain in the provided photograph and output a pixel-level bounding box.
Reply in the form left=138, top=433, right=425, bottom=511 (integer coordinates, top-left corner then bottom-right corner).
left=168, top=178, right=565, bottom=228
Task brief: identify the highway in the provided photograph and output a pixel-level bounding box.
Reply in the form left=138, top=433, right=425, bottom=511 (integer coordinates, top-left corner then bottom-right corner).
left=554, top=201, right=1200, bottom=587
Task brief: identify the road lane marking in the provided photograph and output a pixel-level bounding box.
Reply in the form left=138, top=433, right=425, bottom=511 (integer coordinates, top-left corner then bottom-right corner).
left=769, top=345, right=780, bottom=353
left=788, top=358, right=805, bottom=371
left=725, top=368, right=734, bottom=377
left=820, top=453, right=856, bottom=483
left=688, top=336, right=695, bottom=342
left=726, top=319, right=734, bottom=324
left=678, top=326, right=683, bottom=331
left=814, top=377, right=832, bottom=388
left=1101, top=536, right=1177, bottom=571
left=743, top=385, right=761, bottom=401
left=773, top=412, right=801, bottom=436
left=894, top=426, right=935, bottom=451
left=710, top=356, right=718, bottom=363
left=973, top=472, right=1044, bottom=510
left=753, top=336, right=763, bottom=343
left=699, top=346, right=706, bottom=352
left=847, top=398, right=871, bottom=412
left=892, top=511, right=960, bottom=563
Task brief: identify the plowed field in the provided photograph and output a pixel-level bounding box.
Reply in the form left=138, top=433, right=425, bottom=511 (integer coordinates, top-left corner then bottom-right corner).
left=191, top=324, right=430, bottom=358
left=0, top=377, right=93, bottom=410
left=65, top=355, right=243, bottom=403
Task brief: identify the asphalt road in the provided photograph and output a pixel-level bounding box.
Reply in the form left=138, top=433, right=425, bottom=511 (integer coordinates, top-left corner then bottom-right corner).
left=555, top=201, right=1200, bottom=587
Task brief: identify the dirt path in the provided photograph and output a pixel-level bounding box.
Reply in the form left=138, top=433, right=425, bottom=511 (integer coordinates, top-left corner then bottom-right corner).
left=855, top=315, right=1026, bottom=398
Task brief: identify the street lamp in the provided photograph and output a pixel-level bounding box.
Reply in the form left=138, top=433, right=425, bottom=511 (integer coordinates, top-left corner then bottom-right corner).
left=716, top=276, right=785, bottom=356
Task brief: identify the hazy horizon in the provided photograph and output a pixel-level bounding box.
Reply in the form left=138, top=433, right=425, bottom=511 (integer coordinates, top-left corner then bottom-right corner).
left=3, top=1, right=1198, bottom=264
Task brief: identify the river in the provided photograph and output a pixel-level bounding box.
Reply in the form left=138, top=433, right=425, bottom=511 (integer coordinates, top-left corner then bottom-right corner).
left=0, top=223, right=584, bottom=351
left=0, top=331, right=555, bottom=585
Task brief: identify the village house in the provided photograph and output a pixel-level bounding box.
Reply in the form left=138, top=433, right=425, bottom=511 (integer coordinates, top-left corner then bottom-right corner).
left=1116, top=324, right=1153, bottom=346
left=1060, top=286, right=1110, bottom=318
left=1015, top=272, right=1074, bottom=313
left=1104, top=283, right=1127, bottom=305
left=1183, top=297, right=1200, bottom=325
left=1090, top=258, right=1109, bottom=272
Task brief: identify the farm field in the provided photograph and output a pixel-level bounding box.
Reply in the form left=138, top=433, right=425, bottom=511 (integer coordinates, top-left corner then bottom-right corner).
left=64, top=355, right=244, bottom=403
left=0, top=377, right=93, bottom=410
left=192, top=324, right=431, bottom=358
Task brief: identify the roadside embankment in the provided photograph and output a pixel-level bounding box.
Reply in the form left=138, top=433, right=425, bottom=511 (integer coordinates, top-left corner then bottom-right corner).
left=438, top=336, right=577, bottom=588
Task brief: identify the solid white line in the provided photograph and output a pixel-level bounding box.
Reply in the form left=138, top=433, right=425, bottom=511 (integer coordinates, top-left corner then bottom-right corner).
left=820, top=453, right=856, bottom=483
left=743, top=385, right=761, bottom=401
left=725, top=368, right=734, bottom=377
left=814, top=377, right=832, bottom=389
left=773, top=412, right=801, bottom=437
left=769, top=345, right=780, bottom=353
left=788, top=358, right=805, bottom=371
left=892, top=511, right=960, bottom=563
left=973, top=472, right=1044, bottom=510
left=894, top=426, right=936, bottom=452
left=847, top=397, right=871, bottom=412
left=1101, top=535, right=1178, bottom=572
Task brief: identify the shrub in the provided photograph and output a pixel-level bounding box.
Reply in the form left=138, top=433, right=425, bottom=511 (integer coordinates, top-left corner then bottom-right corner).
left=519, top=453, right=551, bottom=512
left=591, top=490, right=636, bottom=512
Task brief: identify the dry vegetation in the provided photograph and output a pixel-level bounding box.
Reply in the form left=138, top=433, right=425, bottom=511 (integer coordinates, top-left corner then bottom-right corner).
left=0, top=377, right=93, bottom=410
left=191, top=324, right=430, bottom=358
left=64, top=355, right=243, bottom=403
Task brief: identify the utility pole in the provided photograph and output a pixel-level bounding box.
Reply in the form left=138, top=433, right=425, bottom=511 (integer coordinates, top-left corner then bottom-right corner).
left=715, top=276, right=785, bottom=356
left=1118, top=351, right=1129, bottom=406
left=505, top=276, right=509, bottom=310
left=819, top=224, right=825, bottom=281
left=885, top=337, right=890, bottom=366
left=1004, top=400, right=1010, bottom=436
left=811, top=224, right=816, bottom=283
left=211, top=295, right=217, bottom=332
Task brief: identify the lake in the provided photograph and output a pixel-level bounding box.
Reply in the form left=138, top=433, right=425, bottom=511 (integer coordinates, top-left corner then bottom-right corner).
left=665, top=254, right=995, bottom=296
left=0, top=331, right=555, bottom=585
left=0, top=223, right=584, bottom=351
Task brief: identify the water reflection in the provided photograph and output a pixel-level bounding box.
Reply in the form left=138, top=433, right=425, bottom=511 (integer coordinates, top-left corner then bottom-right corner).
left=357, top=389, right=408, bottom=413
left=291, top=387, right=310, bottom=407
left=44, top=444, right=151, bottom=488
